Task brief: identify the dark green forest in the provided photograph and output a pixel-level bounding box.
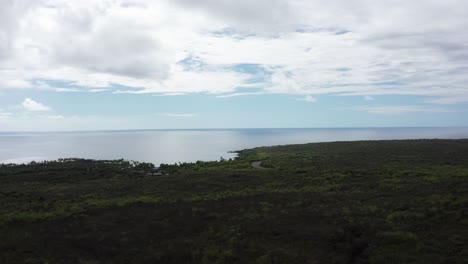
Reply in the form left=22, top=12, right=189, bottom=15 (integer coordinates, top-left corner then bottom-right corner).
left=1, top=139, right=467, bottom=263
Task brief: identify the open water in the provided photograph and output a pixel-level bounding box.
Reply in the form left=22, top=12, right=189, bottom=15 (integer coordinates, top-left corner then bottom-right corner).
left=1, top=127, right=467, bottom=165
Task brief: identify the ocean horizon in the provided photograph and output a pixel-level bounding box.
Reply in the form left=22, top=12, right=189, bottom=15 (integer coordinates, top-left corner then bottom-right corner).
left=2, top=127, right=468, bottom=165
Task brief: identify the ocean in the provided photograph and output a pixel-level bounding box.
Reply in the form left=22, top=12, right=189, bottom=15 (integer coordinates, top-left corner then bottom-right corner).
left=1, top=127, right=467, bottom=165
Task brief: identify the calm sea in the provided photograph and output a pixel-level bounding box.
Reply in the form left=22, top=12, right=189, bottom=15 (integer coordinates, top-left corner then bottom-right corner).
left=1, top=127, right=467, bottom=165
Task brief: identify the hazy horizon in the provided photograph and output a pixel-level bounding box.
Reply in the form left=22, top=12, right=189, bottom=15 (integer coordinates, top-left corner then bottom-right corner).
left=2, top=127, right=468, bottom=164
left=2, top=125, right=468, bottom=133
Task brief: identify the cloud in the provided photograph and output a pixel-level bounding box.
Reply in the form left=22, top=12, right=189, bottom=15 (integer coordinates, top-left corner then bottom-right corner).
left=0, top=79, right=32, bottom=89
left=21, top=98, right=51, bottom=112
left=298, top=95, right=317, bottom=103
left=364, top=96, right=374, bottom=101
left=89, top=88, right=111, bottom=93
left=157, top=113, right=198, bottom=118
left=45, top=115, right=64, bottom=120
left=173, top=0, right=295, bottom=34
left=216, top=92, right=264, bottom=98
left=354, top=105, right=450, bottom=115
left=0, top=0, right=36, bottom=60
left=426, top=96, right=468, bottom=105
left=0, top=114, right=115, bottom=131
left=0, top=112, right=12, bottom=119
left=152, top=93, right=187, bottom=97
left=0, top=0, right=467, bottom=104
left=52, top=18, right=170, bottom=79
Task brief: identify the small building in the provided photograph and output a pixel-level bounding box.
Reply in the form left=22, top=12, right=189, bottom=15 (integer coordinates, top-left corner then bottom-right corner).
left=145, top=167, right=165, bottom=176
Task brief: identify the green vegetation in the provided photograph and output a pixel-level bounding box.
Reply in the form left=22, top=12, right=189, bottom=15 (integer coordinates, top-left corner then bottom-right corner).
left=1, top=140, right=467, bottom=263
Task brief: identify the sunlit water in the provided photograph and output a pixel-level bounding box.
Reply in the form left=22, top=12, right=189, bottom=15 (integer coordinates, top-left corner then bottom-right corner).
left=1, top=127, right=467, bottom=165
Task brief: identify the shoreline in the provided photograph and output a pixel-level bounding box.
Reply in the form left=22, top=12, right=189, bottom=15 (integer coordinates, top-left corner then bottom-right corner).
left=2, top=127, right=468, bottom=165
left=3, top=138, right=468, bottom=166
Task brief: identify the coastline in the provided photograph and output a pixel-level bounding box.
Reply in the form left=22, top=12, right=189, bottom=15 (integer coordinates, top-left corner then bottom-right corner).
left=2, top=125, right=468, bottom=165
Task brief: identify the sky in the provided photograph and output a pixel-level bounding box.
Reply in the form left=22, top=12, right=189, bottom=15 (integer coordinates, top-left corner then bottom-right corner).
left=0, top=0, right=467, bottom=131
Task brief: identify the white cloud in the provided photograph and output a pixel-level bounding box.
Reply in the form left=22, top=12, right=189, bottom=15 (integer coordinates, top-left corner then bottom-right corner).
left=0, top=0, right=467, bottom=104
left=0, top=0, right=36, bottom=60
left=157, top=113, right=198, bottom=118
left=298, top=95, right=317, bottom=103
left=152, top=92, right=187, bottom=96
left=89, top=88, right=111, bottom=93
left=426, top=96, right=468, bottom=105
left=0, top=79, right=32, bottom=89
left=45, top=115, right=64, bottom=120
left=21, top=98, right=51, bottom=112
left=364, top=96, right=374, bottom=101
left=355, top=105, right=450, bottom=115
left=216, top=92, right=264, bottom=98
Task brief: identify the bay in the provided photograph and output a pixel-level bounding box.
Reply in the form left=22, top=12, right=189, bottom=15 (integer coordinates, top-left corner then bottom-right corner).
left=1, top=127, right=467, bottom=165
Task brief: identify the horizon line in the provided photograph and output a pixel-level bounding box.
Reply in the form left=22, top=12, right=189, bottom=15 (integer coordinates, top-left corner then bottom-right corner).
left=1, top=126, right=468, bottom=134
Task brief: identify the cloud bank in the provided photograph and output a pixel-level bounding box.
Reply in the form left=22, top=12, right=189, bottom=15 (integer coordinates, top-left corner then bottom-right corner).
left=0, top=0, right=467, bottom=104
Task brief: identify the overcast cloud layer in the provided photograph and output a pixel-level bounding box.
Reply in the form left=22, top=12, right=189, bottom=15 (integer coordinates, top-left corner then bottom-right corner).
left=1, top=0, right=468, bottom=104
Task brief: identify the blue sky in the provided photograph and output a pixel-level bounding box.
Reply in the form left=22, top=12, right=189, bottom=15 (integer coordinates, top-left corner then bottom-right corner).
left=1, top=0, right=467, bottom=131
